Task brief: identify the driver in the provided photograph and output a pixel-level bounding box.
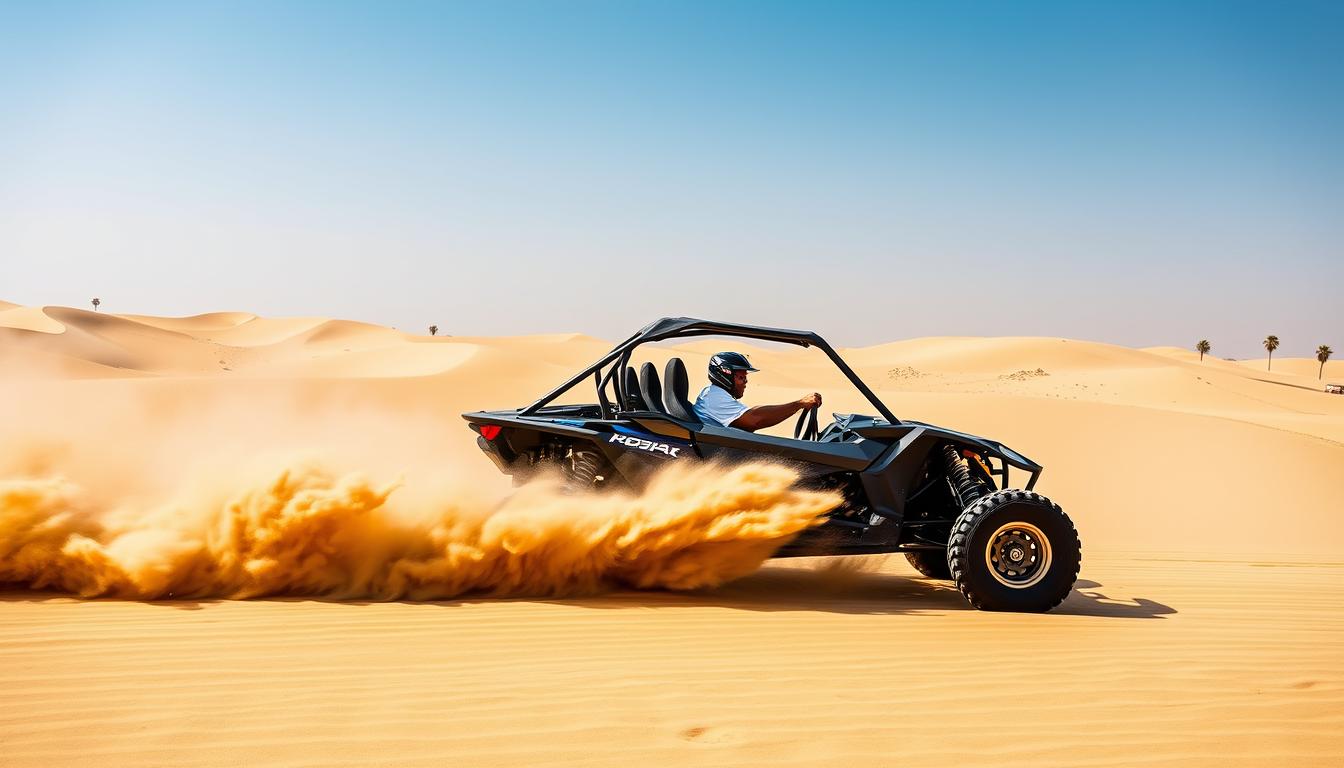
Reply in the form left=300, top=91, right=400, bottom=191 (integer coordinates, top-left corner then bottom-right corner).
left=693, top=351, right=822, bottom=432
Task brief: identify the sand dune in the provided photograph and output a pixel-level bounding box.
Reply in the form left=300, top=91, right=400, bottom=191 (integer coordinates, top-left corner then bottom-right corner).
left=0, top=306, right=487, bottom=378
left=1146, top=346, right=1343, bottom=382
left=849, top=335, right=1174, bottom=374
left=0, top=304, right=67, bottom=334
left=196, top=316, right=330, bottom=346
left=120, top=311, right=260, bottom=334
left=1, top=301, right=1340, bottom=767
left=1235, top=356, right=1342, bottom=381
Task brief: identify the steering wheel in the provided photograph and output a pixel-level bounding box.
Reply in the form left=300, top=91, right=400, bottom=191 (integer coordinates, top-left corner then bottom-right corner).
left=792, top=405, right=820, bottom=441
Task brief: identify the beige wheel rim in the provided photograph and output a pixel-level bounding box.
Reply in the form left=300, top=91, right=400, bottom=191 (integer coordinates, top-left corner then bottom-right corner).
left=984, top=521, right=1052, bottom=589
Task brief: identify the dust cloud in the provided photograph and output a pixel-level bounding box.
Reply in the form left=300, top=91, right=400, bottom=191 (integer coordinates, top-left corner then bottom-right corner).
left=0, top=381, right=840, bottom=600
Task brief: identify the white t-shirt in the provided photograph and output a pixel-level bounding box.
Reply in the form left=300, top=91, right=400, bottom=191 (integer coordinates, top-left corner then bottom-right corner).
left=693, top=384, right=748, bottom=427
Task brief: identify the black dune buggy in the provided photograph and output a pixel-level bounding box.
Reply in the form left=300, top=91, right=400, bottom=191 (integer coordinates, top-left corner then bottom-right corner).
left=464, top=318, right=1081, bottom=612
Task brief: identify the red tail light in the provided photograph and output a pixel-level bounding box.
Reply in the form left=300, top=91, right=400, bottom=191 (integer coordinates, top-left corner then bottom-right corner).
left=479, top=424, right=502, bottom=441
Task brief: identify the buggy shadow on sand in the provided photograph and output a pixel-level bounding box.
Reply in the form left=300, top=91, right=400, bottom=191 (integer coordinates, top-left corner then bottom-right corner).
left=465, top=318, right=1081, bottom=612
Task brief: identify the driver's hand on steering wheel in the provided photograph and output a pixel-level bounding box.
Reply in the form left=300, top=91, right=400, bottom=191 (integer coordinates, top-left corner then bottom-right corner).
left=798, top=392, right=822, bottom=410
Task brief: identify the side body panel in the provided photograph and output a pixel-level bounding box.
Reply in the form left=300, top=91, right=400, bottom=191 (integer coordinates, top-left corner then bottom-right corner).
left=463, top=408, right=1042, bottom=557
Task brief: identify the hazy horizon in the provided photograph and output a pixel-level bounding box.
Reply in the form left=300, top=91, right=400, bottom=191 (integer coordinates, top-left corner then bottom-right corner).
left=3, top=1, right=1340, bottom=358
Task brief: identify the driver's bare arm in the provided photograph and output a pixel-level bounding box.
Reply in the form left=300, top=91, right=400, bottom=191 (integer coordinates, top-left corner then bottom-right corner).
left=731, top=393, right=822, bottom=432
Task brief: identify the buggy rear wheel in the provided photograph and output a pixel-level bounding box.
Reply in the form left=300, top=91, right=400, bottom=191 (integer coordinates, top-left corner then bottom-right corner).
left=904, top=550, right=951, bottom=580
left=949, top=489, right=1080, bottom=612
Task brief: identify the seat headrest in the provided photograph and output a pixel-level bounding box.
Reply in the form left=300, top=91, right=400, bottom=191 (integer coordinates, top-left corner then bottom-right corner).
left=623, top=366, right=645, bottom=411
left=639, top=361, right=666, bottom=413
left=666, top=357, right=689, bottom=399
left=663, top=357, right=700, bottom=423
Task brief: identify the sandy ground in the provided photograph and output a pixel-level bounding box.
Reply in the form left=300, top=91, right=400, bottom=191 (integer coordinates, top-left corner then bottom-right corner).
left=2, top=303, right=1342, bottom=766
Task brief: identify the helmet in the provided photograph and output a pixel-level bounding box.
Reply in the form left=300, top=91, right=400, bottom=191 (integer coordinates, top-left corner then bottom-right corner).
left=708, top=351, right=759, bottom=391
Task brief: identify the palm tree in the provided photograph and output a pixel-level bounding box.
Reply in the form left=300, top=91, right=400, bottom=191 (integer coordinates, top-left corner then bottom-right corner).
left=428, top=325, right=438, bottom=336
left=1196, top=340, right=1211, bottom=361
left=91, top=297, right=100, bottom=312
left=1263, top=335, right=1279, bottom=371
left=1318, top=345, right=1333, bottom=380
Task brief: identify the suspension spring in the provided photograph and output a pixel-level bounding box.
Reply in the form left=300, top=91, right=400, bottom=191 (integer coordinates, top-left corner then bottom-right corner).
left=942, top=444, right=985, bottom=509
left=566, top=450, right=605, bottom=492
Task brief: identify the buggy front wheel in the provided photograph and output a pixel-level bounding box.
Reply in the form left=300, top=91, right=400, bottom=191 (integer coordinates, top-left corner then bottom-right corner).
left=948, top=489, right=1081, bottom=612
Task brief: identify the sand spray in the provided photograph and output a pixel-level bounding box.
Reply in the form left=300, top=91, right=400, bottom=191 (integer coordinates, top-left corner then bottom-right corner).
left=0, top=381, right=840, bottom=599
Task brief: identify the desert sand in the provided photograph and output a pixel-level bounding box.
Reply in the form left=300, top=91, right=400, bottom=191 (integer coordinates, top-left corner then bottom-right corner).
left=2, top=303, right=1341, bottom=766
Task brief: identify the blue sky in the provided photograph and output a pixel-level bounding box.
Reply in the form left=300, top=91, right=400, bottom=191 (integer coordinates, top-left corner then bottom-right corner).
left=2, top=1, right=1340, bottom=357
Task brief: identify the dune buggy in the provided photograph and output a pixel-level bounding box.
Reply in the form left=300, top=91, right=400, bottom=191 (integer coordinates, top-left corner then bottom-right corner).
left=464, top=318, right=1081, bottom=612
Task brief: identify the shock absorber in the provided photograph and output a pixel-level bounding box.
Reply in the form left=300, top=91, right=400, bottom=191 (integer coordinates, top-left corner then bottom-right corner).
left=942, top=444, right=985, bottom=509
left=566, top=450, right=605, bottom=492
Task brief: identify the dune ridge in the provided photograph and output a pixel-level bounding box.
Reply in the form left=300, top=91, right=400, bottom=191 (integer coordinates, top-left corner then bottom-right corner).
left=0, top=305, right=473, bottom=377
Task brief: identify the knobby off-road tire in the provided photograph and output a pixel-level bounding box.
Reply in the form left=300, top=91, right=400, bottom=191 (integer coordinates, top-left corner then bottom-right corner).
left=904, top=550, right=952, bottom=580
left=949, top=489, right=1081, bottom=612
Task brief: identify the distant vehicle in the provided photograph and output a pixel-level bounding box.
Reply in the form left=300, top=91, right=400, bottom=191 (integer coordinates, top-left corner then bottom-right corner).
left=464, top=317, right=1082, bottom=613
left=1326, top=384, right=1344, bottom=394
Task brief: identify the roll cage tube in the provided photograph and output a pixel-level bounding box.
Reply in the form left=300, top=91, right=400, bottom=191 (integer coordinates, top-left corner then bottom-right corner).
left=613, top=347, right=634, bottom=410
left=520, top=317, right=900, bottom=424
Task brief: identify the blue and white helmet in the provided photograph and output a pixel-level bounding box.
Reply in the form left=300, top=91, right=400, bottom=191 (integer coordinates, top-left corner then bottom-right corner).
left=708, top=351, right=759, bottom=391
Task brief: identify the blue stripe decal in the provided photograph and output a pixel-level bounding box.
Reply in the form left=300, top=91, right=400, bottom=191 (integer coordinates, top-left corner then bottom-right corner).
left=553, top=418, right=586, bottom=427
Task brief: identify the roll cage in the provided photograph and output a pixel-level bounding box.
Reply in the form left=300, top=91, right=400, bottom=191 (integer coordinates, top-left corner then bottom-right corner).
left=521, top=317, right=900, bottom=424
